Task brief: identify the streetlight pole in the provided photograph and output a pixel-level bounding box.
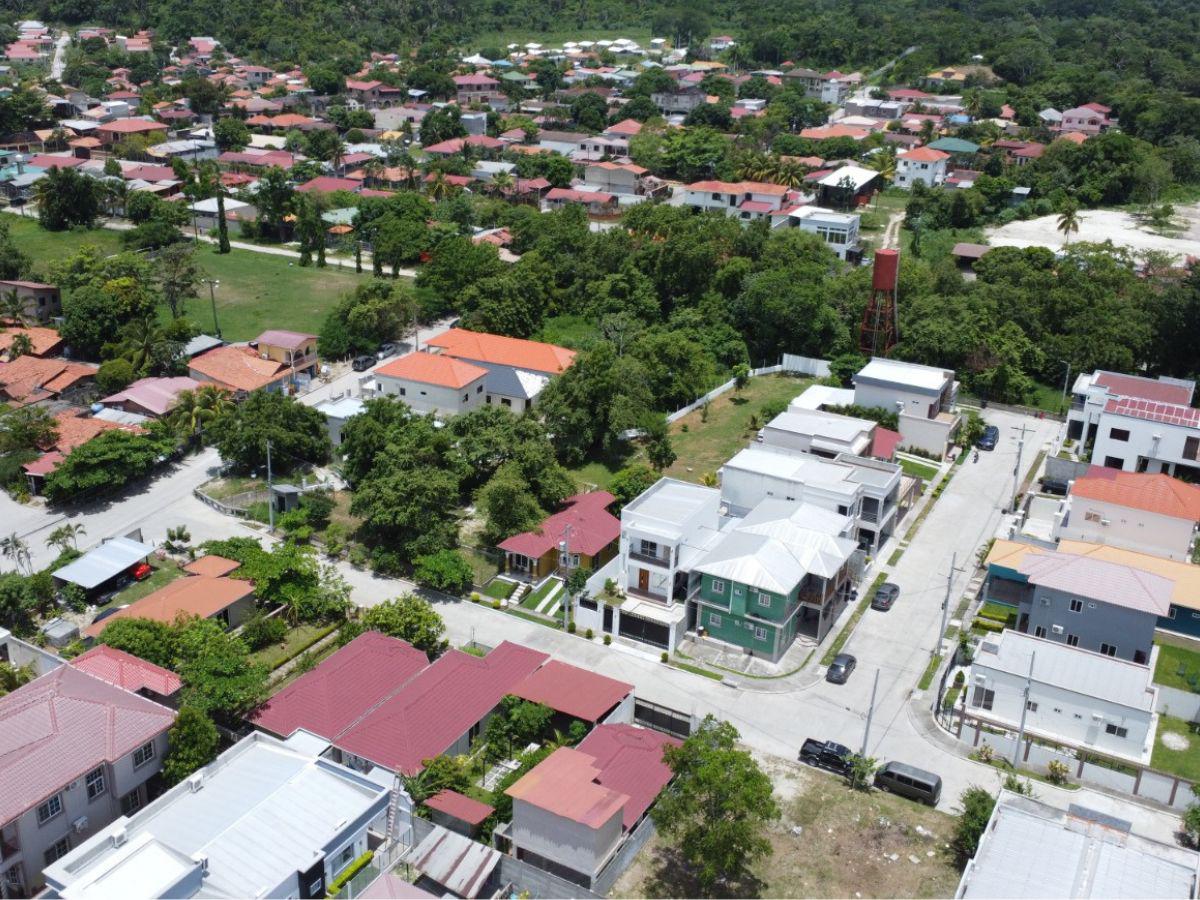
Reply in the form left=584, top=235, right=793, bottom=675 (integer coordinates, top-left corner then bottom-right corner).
left=1011, top=423, right=1030, bottom=513
left=1011, top=651, right=1036, bottom=769
left=937, top=551, right=964, bottom=659
left=861, top=668, right=880, bottom=757
left=204, top=279, right=221, bottom=339
left=265, top=439, right=275, bottom=533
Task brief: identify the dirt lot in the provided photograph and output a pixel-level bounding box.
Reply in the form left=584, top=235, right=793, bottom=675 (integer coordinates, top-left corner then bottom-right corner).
left=613, top=754, right=962, bottom=899
left=986, top=202, right=1200, bottom=261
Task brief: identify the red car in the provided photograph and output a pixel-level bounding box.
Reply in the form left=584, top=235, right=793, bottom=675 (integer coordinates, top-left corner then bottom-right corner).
left=130, top=562, right=153, bottom=581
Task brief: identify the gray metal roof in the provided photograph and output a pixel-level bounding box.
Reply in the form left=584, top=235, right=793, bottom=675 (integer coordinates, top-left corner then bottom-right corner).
left=958, top=792, right=1199, bottom=898
left=404, top=825, right=500, bottom=898
left=53, top=536, right=155, bottom=589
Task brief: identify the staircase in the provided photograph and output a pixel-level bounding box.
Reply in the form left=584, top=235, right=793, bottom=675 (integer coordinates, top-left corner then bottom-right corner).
left=509, top=582, right=529, bottom=606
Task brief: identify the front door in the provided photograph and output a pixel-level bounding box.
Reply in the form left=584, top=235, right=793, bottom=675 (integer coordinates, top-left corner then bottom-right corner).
left=638, top=568, right=649, bottom=593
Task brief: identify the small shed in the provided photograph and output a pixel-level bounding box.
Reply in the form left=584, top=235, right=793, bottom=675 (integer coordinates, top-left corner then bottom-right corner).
left=40, top=616, right=79, bottom=648
left=52, top=536, right=154, bottom=594
left=270, top=483, right=303, bottom=514
left=404, top=825, right=501, bottom=899
left=424, top=789, right=494, bottom=837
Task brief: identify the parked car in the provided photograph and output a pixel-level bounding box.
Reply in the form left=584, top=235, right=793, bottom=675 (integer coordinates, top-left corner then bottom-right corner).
left=871, top=582, right=900, bottom=611
left=874, top=761, right=942, bottom=805
left=352, top=355, right=376, bottom=372
left=129, top=562, right=152, bottom=581
left=1039, top=476, right=1070, bottom=495
left=977, top=425, right=1000, bottom=451
left=799, top=739, right=854, bottom=776
left=826, top=653, right=857, bottom=684
left=377, top=342, right=398, bottom=359
left=91, top=604, right=129, bottom=626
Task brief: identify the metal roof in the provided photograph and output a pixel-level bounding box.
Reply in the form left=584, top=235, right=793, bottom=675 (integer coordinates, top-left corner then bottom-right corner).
left=52, top=536, right=155, bottom=589
left=404, top=824, right=500, bottom=898
left=957, top=792, right=1199, bottom=898
left=1016, top=549, right=1174, bottom=616
left=510, top=658, right=633, bottom=722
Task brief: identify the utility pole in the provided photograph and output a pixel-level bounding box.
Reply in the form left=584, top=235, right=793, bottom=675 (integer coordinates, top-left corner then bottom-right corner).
left=1058, top=360, right=1071, bottom=416
left=1011, top=423, right=1031, bottom=513
left=265, top=439, right=275, bottom=533
left=861, top=668, right=880, bottom=757
left=937, top=551, right=964, bottom=658
left=1011, top=650, right=1036, bottom=768
left=204, top=278, right=221, bottom=339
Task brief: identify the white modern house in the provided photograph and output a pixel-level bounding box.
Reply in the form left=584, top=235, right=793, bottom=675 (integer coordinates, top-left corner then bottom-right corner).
left=966, top=630, right=1159, bottom=765
left=1066, top=371, right=1198, bottom=476
left=895, top=146, right=951, bottom=188
left=760, top=407, right=876, bottom=458
left=853, top=357, right=960, bottom=458
left=776, top=205, right=862, bottom=260
left=370, top=351, right=489, bottom=417
left=720, top=444, right=903, bottom=551
left=42, top=732, right=391, bottom=900
left=675, top=179, right=790, bottom=223
left=1055, top=468, right=1200, bottom=562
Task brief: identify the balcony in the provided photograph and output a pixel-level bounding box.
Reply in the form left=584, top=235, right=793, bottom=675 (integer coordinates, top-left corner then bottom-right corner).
left=860, top=507, right=880, bottom=524
left=628, top=550, right=670, bottom=568
left=625, top=586, right=670, bottom=605
left=0, top=834, right=18, bottom=862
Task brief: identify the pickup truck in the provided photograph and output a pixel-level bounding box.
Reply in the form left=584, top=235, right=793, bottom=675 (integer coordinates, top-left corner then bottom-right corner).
left=799, top=739, right=854, bottom=776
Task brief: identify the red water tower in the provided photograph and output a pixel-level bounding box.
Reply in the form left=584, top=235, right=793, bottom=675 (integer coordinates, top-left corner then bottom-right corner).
left=859, top=249, right=899, bottom=356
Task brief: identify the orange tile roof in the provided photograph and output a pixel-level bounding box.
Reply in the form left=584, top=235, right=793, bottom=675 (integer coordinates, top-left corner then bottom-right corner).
left=505, top=746, right=627, bottom=828
left=49, top=411, right=140, bottom=454
left=375, top=351, right=488, bottom=389
left=189, top=345, right=289, bottom=392
left=1072, top=468, right=1200, bottom=521
left=425, top=328, right=575, bottom=376
left=183, top=555, right=242, bottom=577
left=0, top=326, right=62, bottom=357
left=85, top=575, right=255, bottom=638
left=0, top=356, right=96, bottom=404
left=686, top=179, right=789, bottom=196
left=901, top=146, right=951, bottom=162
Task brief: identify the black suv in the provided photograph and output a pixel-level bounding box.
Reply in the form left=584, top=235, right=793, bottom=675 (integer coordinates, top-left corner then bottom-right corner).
left=977, top=425, right=1000, bottom=450
left=352, top=355, right=375, bottom=372
left=871, top=582, right=900, bottom=611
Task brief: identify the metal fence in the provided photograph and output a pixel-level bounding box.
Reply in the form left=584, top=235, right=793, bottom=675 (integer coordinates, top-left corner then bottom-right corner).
left=634, top=698, right=694, bottom=740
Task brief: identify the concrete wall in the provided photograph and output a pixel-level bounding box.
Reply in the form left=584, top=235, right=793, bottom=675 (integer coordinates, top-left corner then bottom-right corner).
left=0, top=628, right=64, bottom=675
left=374, top=373, right=486, bottom=417
left=1020, top=585, right=1156, bottom=664
left=898, top=411, right=956, bottom=458
left=510, top=799, right=622, bottom=883
left=1057, top=496, right=1195, bottom=561
left=1155, top=684, right=1200, bottom=722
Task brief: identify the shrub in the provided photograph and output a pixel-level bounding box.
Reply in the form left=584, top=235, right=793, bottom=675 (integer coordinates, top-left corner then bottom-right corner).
left=603, top=634, right=611, bottom=645
left=492, top=599, right=501, bottom=609
left=470, top=592, right=481, bottom=603
left=241, top=614, right=287, bottom=650
left=567, top=621, right=576, bottom=634
left=413, top=549, right=474, bottom=595
left=1046, top=759, right=1071, bottom=785
left=585, top=628, right=594, bottom=639
left=977, top=743, right=995, bottom=763
left=953, top=787, right=996, bottom=864
left=954, top=670, right=965, bottom=686
left=326, top=851, right=374, bottom=896
left=661, top=651, right=669, bottom=663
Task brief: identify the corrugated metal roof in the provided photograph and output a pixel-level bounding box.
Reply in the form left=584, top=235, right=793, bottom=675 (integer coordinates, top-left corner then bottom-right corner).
left=577, top=724, right=679, bottom=829
left=1016, top=550, right=1173, bottom=616
left=404, top=825, right=500, bottom=898
left=425, top=789, right=494, bottom=825
left=510, top=659, right=632, bottom=722
left=52, top=536, right=155, bottom=589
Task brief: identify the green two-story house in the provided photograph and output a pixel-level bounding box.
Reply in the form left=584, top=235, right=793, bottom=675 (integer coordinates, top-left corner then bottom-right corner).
left=692, top=500, right=859, bottom=661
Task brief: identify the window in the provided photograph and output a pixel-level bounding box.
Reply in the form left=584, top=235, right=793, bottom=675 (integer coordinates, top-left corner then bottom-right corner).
left=476, top=384, right=483, bottom=393
left=462, top=393, right=468, bottom=402
left=754, top=626, right=768, bottom=641
left=44, top=836, right=70, bottom=866
left=338, top=845, right=356, bottom=867
left=133, top=741, right=155, bottom=768
left=1034, top=626, right=1046, bottom=638
left=1069, top=598, right=1083, bottom=613
left=756, top=591, right=771, bottom=608
left=86, top=767, right=105, bottom=801
left=37, top=794, right=62, bottom=825
left=708, top=613, right=722, bottom=628
left=1104, top=456, right=1125, bottom=470
left=121, top=789, right=141, bottom=816
left=971, top=686, right=995, bottom=710
left=1066, top=634, right=1080, bottom=647
left=1185, top=436, right=1200, bottom=461
left=710, top=578, right=725, bottom=594
left=1100, top=643, right=1117, bottom=657
left=1108, top=428, right=1130, bottom=442
left=1105, top=723, right=1129, bottom=739
left=1026, top=700, right=1038, bottom=712
left=639, top=539, right=659, bottom=558
left=398, top=387, right=406, bottom=396
left=1084, top=510, right=1102, bottom=523
left=308, top=880, right=323, bottom=896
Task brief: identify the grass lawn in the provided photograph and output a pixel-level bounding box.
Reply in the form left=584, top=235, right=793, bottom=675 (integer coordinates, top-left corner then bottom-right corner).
left=1153, top=636, right=1200, bottom=692
left=615, top=760, right=960, bottom=899
left=6, top=217, right=376, bottom=342
left=95, top=559, right=185, bottom=614
left=521, top=577, right=560, bottom=611
left=249, top=622, right=339, bottom=671
left=461, top=547, right=502, bottom=588
left=1152, top=714, right=1200, bottom=781
left=896, top=455, right=940, bottom=480
left=199, top=475, right=267, bottom=501
left=662, top=375, right=816, bottom=483
left=483, top=579, right=516, bottom=600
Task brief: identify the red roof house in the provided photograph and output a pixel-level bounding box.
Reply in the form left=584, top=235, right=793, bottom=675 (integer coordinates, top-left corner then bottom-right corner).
left=425, top=328, right=575, bottom=376
left=68, top=645, right=183, bottom=699
left=499, top=491, right=620, bottom=580
left=510, top=659, right=632, bottom=722
left=425, top=789, right=494, bottom=832
left=251, top=631, right=430, bottom=740
left=576, top=724, right=681, bottom=829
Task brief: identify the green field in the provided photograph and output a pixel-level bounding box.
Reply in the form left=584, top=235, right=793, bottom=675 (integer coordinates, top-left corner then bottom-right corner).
left=1152, top=714, right=1200, bottom=781
left=5, top=216, right=375, bottom=342
left=1153, top=636, right=1200, bottom=692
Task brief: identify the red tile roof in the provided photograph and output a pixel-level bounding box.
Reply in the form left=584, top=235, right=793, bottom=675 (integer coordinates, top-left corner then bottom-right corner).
left=426, top=328, right=575, bottom=376
left=97, top=118, right=169, bottom=135
left=0, top=326, right=62, bottom=358
left=375, top=351, right=489, bottom=389
left=1073, top=467, right=1200, bottom=521
left=0, top=665, right=175, bottom=823
left=334, top=642, right=549, bottom=774
left=256, top=329, right=316, bottom=350
left=296, top=175, right=363, bottom=194
left=425, top=789, right=494, bottom=825
left=1104, top=397, right=1200, bottom=429
left=251, top=631, right=430, bottom=739
left=545, top=187, right=615, bottom=204
left=498, top=491, right=619, bottom=561
left=506, top=746, right=627, bottom=828
left=0, top=356, right=96, bottom=404
left=686, top=179, right=789, bottom=196
left=85, top=574, right=255, bottom=639
left=182, top=554, right=241, bottom=577
left=69, top=645, right=182, bottom=696
left=576, top=724, right=680, bottom=829
left=1095, top=372, right=1193, bottom=405
left=900, top=146, right=951, bottom=163
left=189, top=345, right=290, bottom=392
left=510, top=659, right=632, bottom=722
left=870, top=426, right=902, bottom=461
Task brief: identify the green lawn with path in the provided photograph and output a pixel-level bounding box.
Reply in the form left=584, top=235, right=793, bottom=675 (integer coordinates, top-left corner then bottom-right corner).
left=521, top=577, right=561, bottom=611
left=6, top=216, right=377, bottom=341
left=1154, top=637, right=1200, bottom=692
left=249, top=622, right=339, bottom=671
left=1152, top=714, right=1200, bottom=781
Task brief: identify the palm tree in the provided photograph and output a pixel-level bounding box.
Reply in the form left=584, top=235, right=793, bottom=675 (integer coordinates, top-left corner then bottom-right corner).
left=114, top=319, right=173, bottom=376
left=0, top=533, right=31, bottom=575
left=868, top=145, right=897, bottom=182
left=6, top=333, right=33, bottom=361
left=45, top=523, right=85, bottom=553
left=488, top=170, right=515, bottom=197
left=0, top=289, right=29, bottom=326
left=362, top=157, right=385, bottom=188
left=168, top=384, right=233, bottom=441
left=426, top=170, right=452, bottom=201
left=772, top=159, right=808, bottom=188
left=1057, top=200, right=1081, bottom=245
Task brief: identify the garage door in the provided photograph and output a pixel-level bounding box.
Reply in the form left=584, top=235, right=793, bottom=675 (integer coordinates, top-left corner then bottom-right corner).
left=618, top=612, right=670, bottom=649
